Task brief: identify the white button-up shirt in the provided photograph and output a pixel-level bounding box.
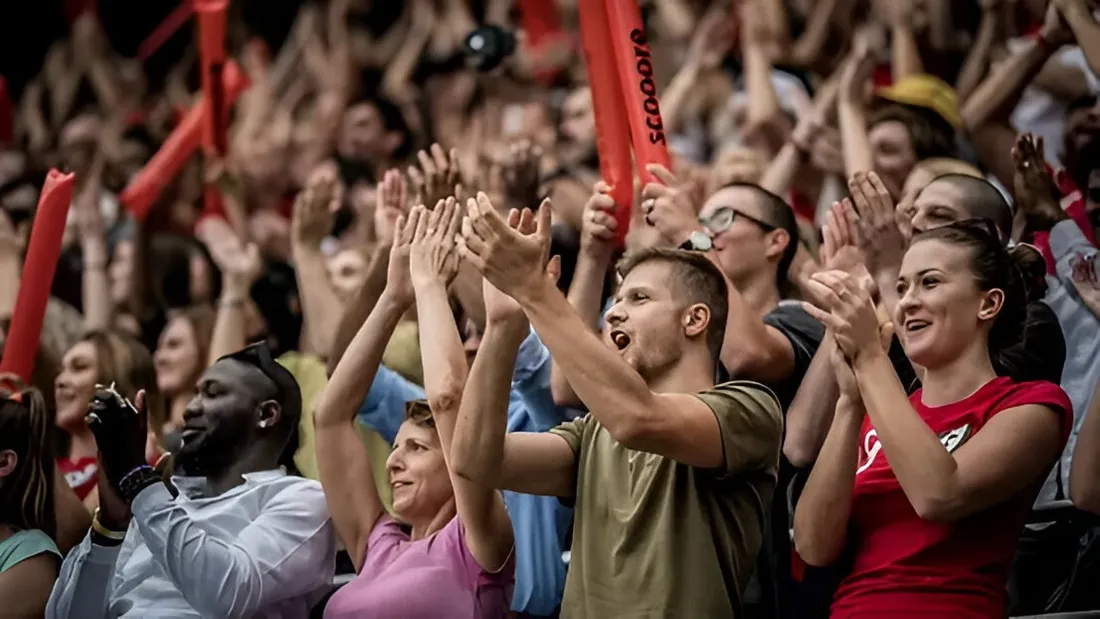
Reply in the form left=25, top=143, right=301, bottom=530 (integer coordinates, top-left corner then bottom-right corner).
left=46, top=469, right=336, bottom=618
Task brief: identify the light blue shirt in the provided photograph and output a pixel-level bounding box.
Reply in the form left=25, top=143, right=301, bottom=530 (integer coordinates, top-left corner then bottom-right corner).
left=356, top=329, right=573, bottom=616
left=46, top=471, right=336, bottom=619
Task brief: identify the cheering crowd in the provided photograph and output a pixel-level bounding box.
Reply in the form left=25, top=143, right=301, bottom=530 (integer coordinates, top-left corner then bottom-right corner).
left=2, top=0, right=1100, bottom=617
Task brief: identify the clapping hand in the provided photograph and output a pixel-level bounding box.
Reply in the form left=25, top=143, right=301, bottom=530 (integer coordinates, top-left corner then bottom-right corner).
left=458, top=192, right=557, bottom=304
left=1012, top=133, right=1066, bottom=235
left=86, top=385, right=149, bottom=487
left=640, top=163, right=701, bottom=245
left=408, top=143, right=462, bottom=209
left=1071, top=253, right=1100, bottom=317
left=500, top=139, right=543, bottom=213
left=383, top=206, right=420, bottom=308
left=375, top=169, right=410, bottom=246
left=801, top=270, right=894, bottom=364
left=409, top=197, right=463, bottom=288
left=848, top=171, right=907, bottom=276
left=292, top=166, right=340, bottom=249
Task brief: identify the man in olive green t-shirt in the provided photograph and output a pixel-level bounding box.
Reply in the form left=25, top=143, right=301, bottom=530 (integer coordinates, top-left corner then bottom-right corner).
left=450, top=200, right=783, bottom=619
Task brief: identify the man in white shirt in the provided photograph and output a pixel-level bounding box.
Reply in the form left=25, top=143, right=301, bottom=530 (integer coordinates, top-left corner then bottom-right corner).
left=47, top=342, right=336, bottom=618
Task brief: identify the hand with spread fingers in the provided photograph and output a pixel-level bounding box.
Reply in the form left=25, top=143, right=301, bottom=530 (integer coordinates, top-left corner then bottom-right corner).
left=375, top=169, right=411, bottom=246
left=409, top=196, right=464, bottom=288
left=501, top=139, right=543, bottom=212
left=801, top=270, right=893, bottom=364
left=820, top=199, right=868, bottom=275
left=1012, top=133, right=1066, bottom=234
left=847, top=171, right=907, bottom=277
left=640, top=163, right=703, bottom=245
left=408, top=143, right=462, bottom=209
left=86, top=385, right=150, bottom=487
left=292, top=166, right=340, bottom=249
left=384, top=205, right=422, bottom=308
left=458, top=192, right=555, bottom=303
left=580, top=181, right=619, bottom=259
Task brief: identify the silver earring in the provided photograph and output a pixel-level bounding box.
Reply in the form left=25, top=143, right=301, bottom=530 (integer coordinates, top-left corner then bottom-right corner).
left=260, top=419, right=272, bottom=429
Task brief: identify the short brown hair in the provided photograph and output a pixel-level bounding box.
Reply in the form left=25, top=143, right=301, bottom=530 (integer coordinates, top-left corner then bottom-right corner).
left=617, top=248, right=729, bottom=362
left=404, top=400, right=436, bottom=428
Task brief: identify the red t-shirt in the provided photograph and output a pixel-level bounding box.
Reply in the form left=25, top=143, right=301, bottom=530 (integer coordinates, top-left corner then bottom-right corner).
left=831, top=377, right=1072, bottom=618
left=58, top=456, right=98, bottom=501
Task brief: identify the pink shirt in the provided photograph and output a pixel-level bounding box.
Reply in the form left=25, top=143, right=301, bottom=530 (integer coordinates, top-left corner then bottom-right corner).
left=324, top=516, right=514, bottom=619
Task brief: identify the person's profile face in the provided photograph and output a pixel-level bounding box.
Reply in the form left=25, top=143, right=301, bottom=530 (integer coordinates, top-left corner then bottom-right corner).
left=176, top=360, right=268, bottom=473
left=699, top=186, right=774, bottom=283
left=55, top=341, right=99, bottom=431
left=909, top=181, right=968, bottom=234
left=603, top=261, right=690, bottom=381
left=386, top=419, right=452, bottom=524
left=895, top=239, right=999, bottom=370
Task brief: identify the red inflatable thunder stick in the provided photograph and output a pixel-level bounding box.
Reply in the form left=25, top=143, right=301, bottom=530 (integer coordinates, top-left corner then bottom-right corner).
left=578, top=0, right=672, bottom=248
left=118, top=61, right=248, bottom=222
left=518, top=0, right=569, bottom=85
left=0, top=170, right=75, bottom=382
left=196, top=0, right=230, bottom=221
left=578, top=0, right=634, bottom=249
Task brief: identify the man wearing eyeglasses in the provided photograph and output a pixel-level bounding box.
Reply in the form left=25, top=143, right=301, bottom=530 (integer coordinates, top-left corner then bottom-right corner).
left=46, top=342, right=337, bottom=619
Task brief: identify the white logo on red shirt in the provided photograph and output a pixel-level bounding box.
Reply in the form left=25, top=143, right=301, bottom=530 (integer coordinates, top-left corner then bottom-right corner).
left=857, top=423, right=972, bottom=475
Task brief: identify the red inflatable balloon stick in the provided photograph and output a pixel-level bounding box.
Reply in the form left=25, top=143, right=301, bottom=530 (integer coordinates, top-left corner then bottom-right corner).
left=518, top=0, right=569, bottom=84
left=119, top=61, right=249, bottom=222
left=0, top=170, right=75, bottom=382
left=579, top=0, right=634, bottom=249
left=196, top=0, right=228, bottom=157
left=604, top=0, right=672, bottom=185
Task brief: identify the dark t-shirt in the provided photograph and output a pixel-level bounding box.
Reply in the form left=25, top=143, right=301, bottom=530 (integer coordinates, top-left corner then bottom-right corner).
left=719, top=302, right=825, bottom=618
left=717, top=302, right=825, bottom=409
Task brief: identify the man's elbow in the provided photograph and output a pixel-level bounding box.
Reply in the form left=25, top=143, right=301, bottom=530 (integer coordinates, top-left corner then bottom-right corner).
left=783, top=439, right=817, bottom=469
left=1071, top=481, right=1100, bottom=516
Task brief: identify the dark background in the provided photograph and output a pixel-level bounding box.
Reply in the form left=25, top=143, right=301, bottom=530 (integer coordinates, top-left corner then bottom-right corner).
left=0, top=0, right=306, bottom=96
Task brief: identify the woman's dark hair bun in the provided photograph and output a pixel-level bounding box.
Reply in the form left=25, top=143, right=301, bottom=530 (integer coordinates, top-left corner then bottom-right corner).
left=1008, top=243, right=1048, bottom=304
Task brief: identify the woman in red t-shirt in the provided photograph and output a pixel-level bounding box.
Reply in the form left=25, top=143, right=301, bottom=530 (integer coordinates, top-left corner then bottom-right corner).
left=796, top=220, right=1072, bottom=618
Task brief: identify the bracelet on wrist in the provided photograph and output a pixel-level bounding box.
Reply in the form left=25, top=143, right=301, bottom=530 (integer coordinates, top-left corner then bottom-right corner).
left=91, top=508, right=127, bottom=541
left=118, top=464, right=163, bottom=503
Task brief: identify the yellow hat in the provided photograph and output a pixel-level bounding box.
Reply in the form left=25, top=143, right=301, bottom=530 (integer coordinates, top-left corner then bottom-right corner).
left=875, top=74, right=961, bottom=129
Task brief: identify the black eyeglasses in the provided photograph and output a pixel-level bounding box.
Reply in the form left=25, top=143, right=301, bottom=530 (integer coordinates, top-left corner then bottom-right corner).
left=700, top=206, right=777, bottom=235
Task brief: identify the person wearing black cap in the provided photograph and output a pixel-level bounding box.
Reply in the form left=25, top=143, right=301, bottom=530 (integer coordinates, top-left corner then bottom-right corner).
left=46, top=341, right=337, bottom=619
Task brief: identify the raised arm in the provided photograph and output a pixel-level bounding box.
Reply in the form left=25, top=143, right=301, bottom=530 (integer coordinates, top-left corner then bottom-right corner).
left=452, top=275, right=578, bottom=499
left=461, top=196, right=780, bottom=469
left=409, top=197, right=513, bottom=572
left=290, top=168, right=345, bottom=358
left=550, top=183, right=616, bottom=408
left=315, top=209, right=419, bottom=571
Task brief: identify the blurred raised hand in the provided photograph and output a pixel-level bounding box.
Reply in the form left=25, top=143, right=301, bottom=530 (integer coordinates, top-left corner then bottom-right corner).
left=1012, top=133, right=1066, bottom=236
left=292, top=167, right=341, bottom=250
left=374, top=169, right=410, bottom=246
left=408, top=143, right=461, bottom=208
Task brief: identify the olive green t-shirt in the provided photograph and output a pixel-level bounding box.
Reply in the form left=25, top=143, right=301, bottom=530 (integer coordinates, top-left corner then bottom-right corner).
left=549, top=380, right=782, bottom=618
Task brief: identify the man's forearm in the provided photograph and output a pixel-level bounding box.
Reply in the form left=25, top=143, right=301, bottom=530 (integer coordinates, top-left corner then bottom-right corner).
left=519, top=280, right=657, bottom=439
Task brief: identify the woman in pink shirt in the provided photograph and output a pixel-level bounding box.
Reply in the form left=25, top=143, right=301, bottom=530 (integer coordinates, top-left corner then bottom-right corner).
left=315, top=201, right=515, bottom=619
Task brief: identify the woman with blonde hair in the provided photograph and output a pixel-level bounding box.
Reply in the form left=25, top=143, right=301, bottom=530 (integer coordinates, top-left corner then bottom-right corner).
left=153, top=306, right=216, bottom=440
left=54, top=330, right=165, bottom=506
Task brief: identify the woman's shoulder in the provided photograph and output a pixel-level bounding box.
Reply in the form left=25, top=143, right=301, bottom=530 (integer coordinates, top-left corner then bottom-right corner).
left=997, top=379, right=1072, bottom=413
left=0, top=529, right=60, bottom=573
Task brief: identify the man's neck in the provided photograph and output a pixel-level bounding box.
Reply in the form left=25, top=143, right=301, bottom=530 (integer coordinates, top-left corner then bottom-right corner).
left=192, top=449, right=280, bottom=497
left=732, top=270, right=782, bottom=317
left=648, top=354, right=719, bottom=395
